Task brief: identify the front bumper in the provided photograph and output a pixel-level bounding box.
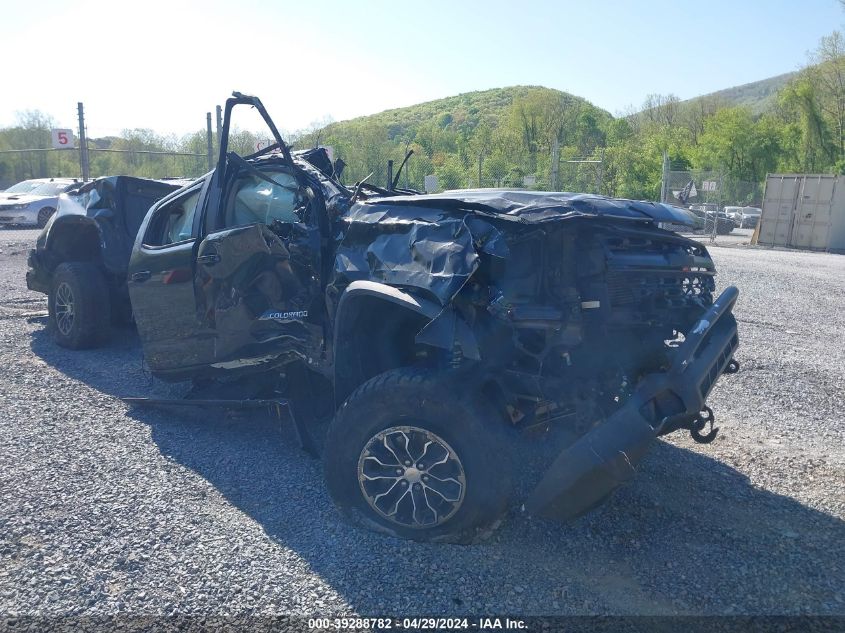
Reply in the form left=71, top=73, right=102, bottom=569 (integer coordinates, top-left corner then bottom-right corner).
left=526, top=286, right=739, bottom=520
left=0, top=211, right=37, bottom=225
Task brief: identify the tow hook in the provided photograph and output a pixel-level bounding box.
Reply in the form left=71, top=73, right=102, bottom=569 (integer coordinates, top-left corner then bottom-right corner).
left=690, top=406, right=719, bottom=444
left=724, top=359, right=740, bottom=374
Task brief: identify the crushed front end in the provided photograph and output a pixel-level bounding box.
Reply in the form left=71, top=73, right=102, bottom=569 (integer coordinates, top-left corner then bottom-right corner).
left=334, top=191, right=739, bottom=521
left=468, top=219, right=739, bottom=520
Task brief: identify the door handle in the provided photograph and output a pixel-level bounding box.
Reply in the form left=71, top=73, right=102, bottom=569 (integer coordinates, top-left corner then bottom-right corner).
left=130, top=270, right=151, bottom=283
left=197, top=253, right=220, bottom=266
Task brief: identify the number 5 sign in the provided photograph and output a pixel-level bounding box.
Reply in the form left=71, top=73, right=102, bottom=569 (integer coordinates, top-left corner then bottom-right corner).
left=51, top=129, right=75, bottom=149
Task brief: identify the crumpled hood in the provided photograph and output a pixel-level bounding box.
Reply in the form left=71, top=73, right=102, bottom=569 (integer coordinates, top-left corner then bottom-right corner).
left=332, top=190, right=700, bottom=308
left=367, top=190, right=697, bottom=227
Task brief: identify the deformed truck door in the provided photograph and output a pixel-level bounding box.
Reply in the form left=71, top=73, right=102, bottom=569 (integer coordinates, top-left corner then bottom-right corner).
left=184, top=91, right=325, bottom=374
left=192, top=168, right=325, bottom=372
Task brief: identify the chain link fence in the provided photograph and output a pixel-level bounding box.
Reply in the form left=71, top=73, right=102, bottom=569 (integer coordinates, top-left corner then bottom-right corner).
left=0, top=148, right=209, bottom=188
left=660, top=169, right=763, bottom=240
left=429, top=153, right=607, bottom=193
left=1, top=126, right=764, bottom=207
left=335, top=147, right=607, bottom=194
left=662, top=169, right=763, bottom=208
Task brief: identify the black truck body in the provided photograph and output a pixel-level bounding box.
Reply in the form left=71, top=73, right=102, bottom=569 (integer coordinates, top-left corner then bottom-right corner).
left=27, top=94, right=739, bottom=542
left=27, top=176, right=189, bottom=319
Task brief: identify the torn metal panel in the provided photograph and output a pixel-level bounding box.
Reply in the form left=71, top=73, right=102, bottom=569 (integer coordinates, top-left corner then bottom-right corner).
left=41, top=176, right=187, bottom=276
left=525, top=398, right=657, bottom=520
left=331, top=203, right=507, bottom=307
left=294, top=147, right=336, bottom=180
left=414, top=307, right=481, bottom=360
left=328, top=193, right=713, bottom=375
left=194, top=222, right=325, bottom=371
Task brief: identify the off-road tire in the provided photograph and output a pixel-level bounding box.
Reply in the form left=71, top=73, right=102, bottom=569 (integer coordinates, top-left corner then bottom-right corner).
left=48, top=262, right=111, bottom=349
left=324, top=367, right=512, bottom=543
left=36, top=207, right=55, bottom=228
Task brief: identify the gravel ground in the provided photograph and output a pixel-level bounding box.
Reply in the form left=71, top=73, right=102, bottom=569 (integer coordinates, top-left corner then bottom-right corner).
left=0, top=226, right=843, bottom=618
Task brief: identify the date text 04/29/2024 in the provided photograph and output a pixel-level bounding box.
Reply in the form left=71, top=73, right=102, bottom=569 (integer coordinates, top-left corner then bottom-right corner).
left=307, top=617, right=527, bottom=630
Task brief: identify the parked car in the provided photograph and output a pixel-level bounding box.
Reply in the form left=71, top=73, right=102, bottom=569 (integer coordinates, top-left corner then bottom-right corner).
left=724, top=206, right=744, bottom=221
left=689, top=203, right=718, bottom=214
left=688, top=206, right=737, bottom=235
left=0, top=178, right=82, bottom=228
left=738, top=206, right=762, bottom=229
left=26, top=176, right=191, bottom=329
left=28, top=93, right=740, bottom=542
left=707, top=211, right=738, bottom=235
left=1, top=179, right=43, bottom=198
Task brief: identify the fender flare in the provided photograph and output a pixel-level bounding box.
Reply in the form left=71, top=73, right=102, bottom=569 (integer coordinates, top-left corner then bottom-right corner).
left=335, top=280, right=441, bottom=326
left=332, top=280, right=481, bottom=405
left=334, top=281, right=480, bottom=357
left=41, top=215, right=105, bottom=270
left=45, top=213, right=101, bottom=244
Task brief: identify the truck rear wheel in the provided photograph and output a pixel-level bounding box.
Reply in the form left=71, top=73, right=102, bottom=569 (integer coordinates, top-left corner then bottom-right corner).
left=48, top=262, right=111, bottom=349
left=323, top=368, right=512, bottom=543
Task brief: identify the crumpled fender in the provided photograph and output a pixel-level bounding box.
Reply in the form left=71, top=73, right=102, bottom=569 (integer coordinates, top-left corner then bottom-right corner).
left=330, top=205, right=508, bottom=307
left=38, top=213, right=104, bottom=267
left=45, top=213, right=103, bottom=246
left=334, top=280, right=480, bottom=360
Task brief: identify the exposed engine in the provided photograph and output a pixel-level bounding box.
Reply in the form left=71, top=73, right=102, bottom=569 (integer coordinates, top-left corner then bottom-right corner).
left=471, top=219, right=718, bottom=433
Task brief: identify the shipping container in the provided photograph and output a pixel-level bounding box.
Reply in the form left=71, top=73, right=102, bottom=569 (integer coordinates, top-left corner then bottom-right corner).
left=757, top=174, right=845, bottom=253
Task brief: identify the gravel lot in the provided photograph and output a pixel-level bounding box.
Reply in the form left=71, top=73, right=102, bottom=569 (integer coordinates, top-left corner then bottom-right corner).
left=0, top=226, right=843, bottom=618
left=679, top=227, right=757, bottom=248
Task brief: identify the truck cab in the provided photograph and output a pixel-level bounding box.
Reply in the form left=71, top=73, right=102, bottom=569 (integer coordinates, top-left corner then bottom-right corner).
left=127, top=95, right=344, bottom=381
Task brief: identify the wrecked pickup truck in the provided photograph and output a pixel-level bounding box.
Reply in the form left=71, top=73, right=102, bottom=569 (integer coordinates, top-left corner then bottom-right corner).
left=31, top=93, right=740, bottom=542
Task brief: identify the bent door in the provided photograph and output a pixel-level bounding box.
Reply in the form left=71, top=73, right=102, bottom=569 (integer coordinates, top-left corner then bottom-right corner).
left=192, top=167, right=324, bottom=371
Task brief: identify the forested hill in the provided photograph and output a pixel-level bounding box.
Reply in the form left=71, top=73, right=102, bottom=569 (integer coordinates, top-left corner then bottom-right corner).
left=294, top=55, right=841, bottom=198
left=318, top=86, right=611, bottom=142
left=297, top=85, right=614, bottom=191
left=679, top=72, right=798, bottom=114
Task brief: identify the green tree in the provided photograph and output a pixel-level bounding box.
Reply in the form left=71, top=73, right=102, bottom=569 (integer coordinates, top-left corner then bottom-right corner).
left=779, top=77, right=835, bottom=171
left=695, top=107, right=779, bottom=182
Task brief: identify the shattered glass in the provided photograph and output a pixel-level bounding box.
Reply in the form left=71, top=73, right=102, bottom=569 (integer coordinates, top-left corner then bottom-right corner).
left=229, top=172, right=300, bottom=227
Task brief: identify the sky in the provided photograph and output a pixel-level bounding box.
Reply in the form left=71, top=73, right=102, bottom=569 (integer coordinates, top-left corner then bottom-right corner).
left=0, top=0, right=841, bottom=139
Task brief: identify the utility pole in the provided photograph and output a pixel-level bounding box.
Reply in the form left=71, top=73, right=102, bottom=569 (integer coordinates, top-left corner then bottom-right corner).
left=386, top=160, right=394, bottom=191
left=77, top=102, right=90, bottom=182
left=551, top=137, right=560, bottom=191
left=710, top=173, right=723, bottom=243
left=595, top=147, right=605, bottom=194
left=206, top=113, right=214, bottom=171
left=660, top=151, right=669, bottom=203
left=478, top=152, right=483, bottom=188
left=215, top=105, right=223, bottom=154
